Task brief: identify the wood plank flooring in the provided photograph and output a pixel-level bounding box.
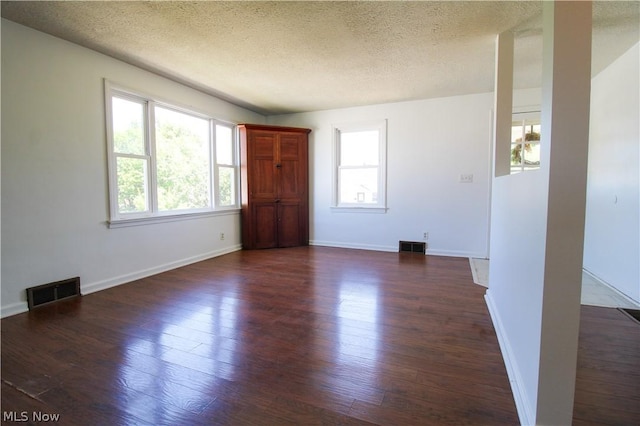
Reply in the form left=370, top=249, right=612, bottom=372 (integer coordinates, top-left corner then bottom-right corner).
left=573, top=305, right=640, bottom=425
left=1, top=247, right=637, bottom=425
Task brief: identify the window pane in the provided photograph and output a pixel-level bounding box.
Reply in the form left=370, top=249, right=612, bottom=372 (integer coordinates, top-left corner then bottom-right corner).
left=340, top=131, right=379, bottom=166
left=527, top=124, right=541, bottom=140
left=511, top=122, right=541, bottom=174
left=155, top=106, right=211, bottom=211
left=523, top=143, right=541, bottom=170
left=511, top=123, right=524, bottom=143
left=216, top=125, right=233, bottom=165
left=218, top=166, right=235, bottom=206
left=511, top=143, right=522, bottom=165
left=116, top=156, right=148, bottom=213
left=112, top=97, right=145, bottom=155
left=339, top=167, right=378, bottom=204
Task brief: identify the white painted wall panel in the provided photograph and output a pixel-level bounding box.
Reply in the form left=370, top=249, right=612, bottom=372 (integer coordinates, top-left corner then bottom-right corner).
left=268, top=94, right=494, bottom=258
left=584, top=41, right=640, bottom=303
left=487, top=170, right=548, bottom=423
left=1, top=20, right=265, bottom=316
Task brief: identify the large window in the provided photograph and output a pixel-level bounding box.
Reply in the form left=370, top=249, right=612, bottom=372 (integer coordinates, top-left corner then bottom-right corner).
left=333, top=120, right=387, bottom=211
left=106, top=83, right=238, bottom=226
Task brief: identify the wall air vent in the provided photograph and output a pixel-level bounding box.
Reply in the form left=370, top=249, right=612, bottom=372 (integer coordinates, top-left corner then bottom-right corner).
left=399, top=241, right=426, bottom=254
left=27, top=277, right=81, bottom=310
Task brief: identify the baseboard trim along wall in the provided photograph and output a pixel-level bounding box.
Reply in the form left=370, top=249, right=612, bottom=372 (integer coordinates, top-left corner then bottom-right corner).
left=310, top=240, right=398, bottom=252
left=0, top=302, right=28, bottom=319
left=0, top=245, right=242, bottom=319
left=484, top=290, right=533, bottom=426
left=310, top=240, right=486, bottom=259
left=583, top=267, right=640, bottom=306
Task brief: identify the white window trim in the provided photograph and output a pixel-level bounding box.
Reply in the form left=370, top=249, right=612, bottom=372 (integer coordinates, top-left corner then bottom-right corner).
left=108, top=209, right=239, bottom=229
left=105, top=80, right=240, bottom=227
left=213, top=122, right=239, bottom=209
left=332, top=119, right=388, bottom=212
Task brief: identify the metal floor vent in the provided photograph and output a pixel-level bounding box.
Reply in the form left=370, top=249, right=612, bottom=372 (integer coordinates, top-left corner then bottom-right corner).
left=27, top=277, right=80, bottom=309
left=399, top=241, right=426, bottom=254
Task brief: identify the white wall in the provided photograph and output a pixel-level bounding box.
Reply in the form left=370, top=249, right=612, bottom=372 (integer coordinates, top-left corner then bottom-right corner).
left=584, top=41, right=640, bottom=303
left=1, top=20, right=265, bottom=317
left=488, top=170, right=548, bottom=423
left=268, top=94, right=493, bottom=258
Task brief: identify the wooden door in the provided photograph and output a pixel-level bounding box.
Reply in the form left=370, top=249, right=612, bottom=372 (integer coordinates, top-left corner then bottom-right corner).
left=276, top=132, right=307, bottom=247
left=278, top=133, right=305, bottom=200
left=239, top=124, right=309, bottom=249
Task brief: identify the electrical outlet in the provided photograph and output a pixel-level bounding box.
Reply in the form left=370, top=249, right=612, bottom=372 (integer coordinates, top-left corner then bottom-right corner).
left=423, top=232, right=429, bottom=240
left=459, top=173, right=474, bottom=183
left=220, top=232, right=225, bottom=241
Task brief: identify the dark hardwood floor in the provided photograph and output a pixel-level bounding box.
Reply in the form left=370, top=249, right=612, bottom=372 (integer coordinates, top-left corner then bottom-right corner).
left=573, top=305, right=640, bottom=425
left=1, top=247, right=637, bottom=425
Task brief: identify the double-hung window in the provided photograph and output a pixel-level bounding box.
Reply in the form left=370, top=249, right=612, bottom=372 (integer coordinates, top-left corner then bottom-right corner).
left=106, top=82, right=238, bottom=226
left=332, top=120, right=387, bottom=211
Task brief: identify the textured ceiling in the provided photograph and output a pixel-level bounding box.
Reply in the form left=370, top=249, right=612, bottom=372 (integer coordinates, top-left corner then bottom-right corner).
left=2, top=1, right=639, bottom=115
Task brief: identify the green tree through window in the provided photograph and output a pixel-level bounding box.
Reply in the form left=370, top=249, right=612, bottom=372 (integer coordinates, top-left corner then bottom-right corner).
left=155, top=107, right=210, bottom=211
left=107, top=86, right=238, bottom=223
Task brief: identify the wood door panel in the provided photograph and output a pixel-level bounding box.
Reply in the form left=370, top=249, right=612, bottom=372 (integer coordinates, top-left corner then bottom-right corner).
left=253, top=134, right=277, bottom=158
left=250, top=133, right=277, bottom=199
left=279, top=135, right=301, bottom=159
left=252, top=159, right=276, bottom=198
left=278, top=203, right=301, bottom=247
left=279, top=160, right=300, bottom=199
left=279, top=133, right=306, bottom=200
left=253, top=203, right=278, bottom=249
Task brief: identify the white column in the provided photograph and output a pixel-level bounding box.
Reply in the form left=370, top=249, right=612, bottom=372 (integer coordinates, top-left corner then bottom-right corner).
left=537, top=1, right=592, bottom=424
left=493, top=31, right=514, bottom=178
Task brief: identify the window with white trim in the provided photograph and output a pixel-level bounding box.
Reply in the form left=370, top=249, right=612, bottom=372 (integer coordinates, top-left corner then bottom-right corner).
left=333, top=120, right=387, bottom=210
left=510, top=111, right=541, bottom=174
left=106, top=82, right=238, bottom=225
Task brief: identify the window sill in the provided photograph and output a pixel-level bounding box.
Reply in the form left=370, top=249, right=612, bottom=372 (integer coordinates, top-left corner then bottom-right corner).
left=108, top=209, right=240, bottom=229
left=330, top=206, right=388, bottom=214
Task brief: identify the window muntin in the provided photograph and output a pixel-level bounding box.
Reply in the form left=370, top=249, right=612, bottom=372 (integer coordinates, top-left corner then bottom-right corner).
left=106, top=83, right=238, bottom=224
left=333, top=120, right=387, bottom=210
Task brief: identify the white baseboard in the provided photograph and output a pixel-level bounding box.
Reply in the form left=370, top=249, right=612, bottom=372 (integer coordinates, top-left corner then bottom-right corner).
left=484, top=290, right=532, bottom=426
left=582, top=267, right=640, bottom=307
left=310, top=240, right=486, bottom=259
left=427, top=248, right=487, bottom=258
left=310, top=240, right=398, bottom=252
left=1, top=245, right=242, bottom=319
left=1, top=301, right=29, bottom=318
